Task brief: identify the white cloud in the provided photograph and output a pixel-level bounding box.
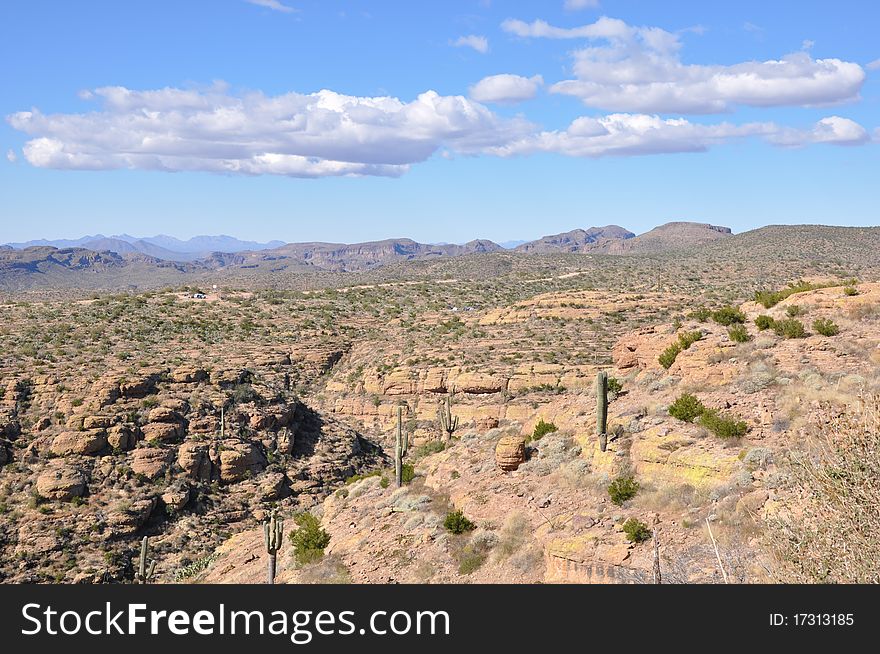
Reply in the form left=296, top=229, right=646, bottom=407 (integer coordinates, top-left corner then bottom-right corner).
left=502, top=17, right=865, bottom=113
left=486, top=113, right=872, bottom=158
left=452, top=35, right=489, bottom=54
left=867, top=59, right=880, bottom=71
left=245, top=0, right=296, bottom=13
left=470, top=74, right=543, bottom=104
left=767, top=116, right=870, bottom=147
left=564, top=0, right=600, bottom=10
left=6, top=85, right=533, bottom=178
left=6, top=149, right=17, bottom=163
left=487, top=113, right=773, bottom=158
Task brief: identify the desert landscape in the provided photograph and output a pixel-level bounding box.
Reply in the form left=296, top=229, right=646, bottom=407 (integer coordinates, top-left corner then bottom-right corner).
left=1, top=221, right=879, bottom=584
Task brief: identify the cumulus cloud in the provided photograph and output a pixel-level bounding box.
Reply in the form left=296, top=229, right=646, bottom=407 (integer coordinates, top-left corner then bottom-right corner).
left=486, top=113, right=872, bottom=158
left=767, top=116, right=870, bottom=147
left=487, top=113, right=772, bottom=158
left=6, top=85, right=533, bottom=178
left=565, top=0, right=600, bottom=9
left=502, top=17, right=865, bottom=113
left=245, top=0, right=296, bottom=13
left=469, top=74, right=543, bottom=104
left=452, top=34, right=489, bottom=54
left=6, top=149, right=17, bottom=163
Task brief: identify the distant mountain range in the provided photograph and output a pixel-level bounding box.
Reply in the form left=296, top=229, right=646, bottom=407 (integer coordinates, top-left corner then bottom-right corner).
left=5, top=234, right=285, bottom=262
left=1, top=221, right=738, bottom=290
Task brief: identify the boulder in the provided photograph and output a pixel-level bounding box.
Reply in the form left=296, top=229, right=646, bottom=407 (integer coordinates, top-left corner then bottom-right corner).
left=161, top=484, right=191, bottom=512
left=141, top=422, right=182, bottom=443
left=178, top=442, right=215, bottom=481
left=36, top=464, right=87, bottom=500
left=83, top=415, right=116, bottom=430
left=50, top=429, right=107, bottom=456
left=219, top=441, right=267, bottom=483
left=107, top=424, right=137, bottom=451
left=130, top=447, right=173, bottom=480
left=495, top=436, right=527, bottom=471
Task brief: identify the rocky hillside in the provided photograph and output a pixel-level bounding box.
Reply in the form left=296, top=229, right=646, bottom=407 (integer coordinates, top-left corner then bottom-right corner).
left=184, top=281, right=880, bottom=584
left=0, top=336, right=383, bottom=583
left=605, top=222, right=732, bottom=254
left=514, top=225, right=635, bottom=253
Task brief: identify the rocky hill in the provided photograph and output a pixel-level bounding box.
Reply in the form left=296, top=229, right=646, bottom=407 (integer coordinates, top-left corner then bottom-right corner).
left=605, top=222, right=732, bottom=254
left=185, top=281, right=880, bottom=584
left=514, top=225, right=635, bottom=253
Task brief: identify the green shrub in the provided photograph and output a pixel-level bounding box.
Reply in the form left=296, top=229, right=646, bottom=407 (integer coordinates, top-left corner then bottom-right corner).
left=755, top=315, right=775, bottom=331
left=622, top=518, right=651, bottom=544
left=345, top=470, right=381, bottom=485
left=711, top=306, right=747, bottom=326
left=608, top=476, right=639, bottom=506
left=844, top=286, right=859, bottom=296
left=658, top=342, right=682, bottom=369
left=290, top=512, right=331, bottom=565
left=812, top=318, right=839, bottom=336
left=699, top=409, right=748, bottom=439
left=444, top=510, right=476, bottom=534
left=532, top=418, right=558, bottom=441
left=413, top=441, right=446, bottom=459
left=727, top=323, right=751, bottom=343
left=607, top=377, right=623, bottom=395
left=773, top=318, right=807, bottom=339
left=687, top=308, right=711, bottom=322
left=401, top=463, right=416, bottom=484
left=668, top=393, right=706, bottom=423
left=785, top=305, right=803, bottom=317
left=658, top=330, right=702, bottom=369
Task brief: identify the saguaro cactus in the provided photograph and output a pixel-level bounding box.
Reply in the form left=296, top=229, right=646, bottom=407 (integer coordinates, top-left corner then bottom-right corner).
left=395, top=405, right=405, bottom=488
left=263, top=510, right=284, bottom=585
left=136, top=536, right=156, bottom=584
left=597, top=371, right=608, bottom=452
left=439, top=394, right=459, bottom=442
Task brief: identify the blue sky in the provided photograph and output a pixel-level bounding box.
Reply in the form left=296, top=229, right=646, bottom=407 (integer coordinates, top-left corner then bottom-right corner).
left=1, top=0, right=878, bottom=244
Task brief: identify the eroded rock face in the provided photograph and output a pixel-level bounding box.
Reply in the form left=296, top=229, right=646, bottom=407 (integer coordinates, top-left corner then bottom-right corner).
left=177, top=442, right=215, bottom=481
left=495, top=435, right=526, bottom=471
left=219, top=441, right=267, bottom=483
left=50, top=430, right=107, bottom=456
left=36, top=464, right=87, bottom=501
left=141, top=422, right=182, bottom=443
left=131, top=447, right=173, bottom=480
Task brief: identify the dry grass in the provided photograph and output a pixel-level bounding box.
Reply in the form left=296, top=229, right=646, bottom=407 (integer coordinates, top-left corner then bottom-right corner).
left=767, top=395, right=880, bottom=583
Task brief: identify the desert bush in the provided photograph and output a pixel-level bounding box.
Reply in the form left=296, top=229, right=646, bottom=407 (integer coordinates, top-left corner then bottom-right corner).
left=622, top=518, right=651, bottom=543
left=699, top=409, right=748, bottom=439
left=668, top=393, right=706, bottom=423
left=659, top=330, right=702, bottom=369
left=608, top=475, right=639, bottom=505
left=812, top=318, right=839, bottom=336
left=401, top=463, right=416, bottom=484
left=773, top=318, right=807, bottom=339
left=290, top=512, right=331, bottom=566
left=754, top=315, right=775, bottom=331
left=754, top=280, right=847, bottom=309
left=785, top=305, right=803, bottom=317
left=843, top=286, right=859, bottom=296
left=768, top=397, right=880, bottom=582
left=688, top=307, right=712, bottom=322
left=532, top=418, right=558, bottom=441
left=444, top=509, right=476, bottom=534
left=712, top=306, right=747, bottom=326
left=607, top=377, right=623, bottom=395
left=727, top=324, right=751, bottom=343
left=412, top=441, right=445, bottom=460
